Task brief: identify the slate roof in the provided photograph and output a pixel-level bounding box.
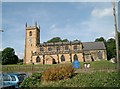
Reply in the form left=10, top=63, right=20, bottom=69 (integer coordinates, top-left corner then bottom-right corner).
left=83, top=42, right=106, bottom=51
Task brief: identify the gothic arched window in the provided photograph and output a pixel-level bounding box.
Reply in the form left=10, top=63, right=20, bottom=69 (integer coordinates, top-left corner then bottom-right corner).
left=61, top=55, right=65, bottom=62
left=74, top=54, right=78, bottom=61
left=29, top=31, right=32, bottom=36
left=36, top=56, right=41, bottom=63
left=97, top=51, right=102, bottom=59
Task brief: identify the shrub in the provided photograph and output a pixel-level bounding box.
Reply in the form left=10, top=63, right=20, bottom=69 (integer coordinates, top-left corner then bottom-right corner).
left=20, top=73, right=42, bottom=88
left=17, top=62, right=23, bottom=65
left=42, top=64, right=75, bottom=82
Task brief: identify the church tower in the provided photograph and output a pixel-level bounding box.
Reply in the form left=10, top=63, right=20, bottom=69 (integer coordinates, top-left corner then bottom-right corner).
left=24, top=22, right=40, bottom=64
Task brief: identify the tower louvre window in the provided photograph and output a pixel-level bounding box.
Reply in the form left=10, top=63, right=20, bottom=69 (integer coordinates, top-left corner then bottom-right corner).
left=61, top=55, right=65, bottom=62
left=29, top=31, right=32, bottom=36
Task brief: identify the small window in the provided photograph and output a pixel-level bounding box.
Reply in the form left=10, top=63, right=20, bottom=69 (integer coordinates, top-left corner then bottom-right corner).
left=48, top=47, right=52, bottom=51
left=56, top=46, right=60, bottom=52
left=40, top=47, right=44, bottom=51
left=29, top=31, right=32, bottom=36
left=65, top=46, right=68, bottom=50
left=73, top=45, right=77, bottom=50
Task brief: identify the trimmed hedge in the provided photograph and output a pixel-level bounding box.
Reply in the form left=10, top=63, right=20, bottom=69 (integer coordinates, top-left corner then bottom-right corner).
left=42, top=64, right=75, bottom=82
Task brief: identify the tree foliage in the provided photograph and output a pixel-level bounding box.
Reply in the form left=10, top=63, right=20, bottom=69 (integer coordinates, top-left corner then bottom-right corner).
left=95, top=37, right=106, bottom=46
left=118, top=31, right=120, bottom=50
left=62, top=39, right=69, bottom=42
left=47, top=37, right=69, bottom=43
left=106, top=38, right=116, bottom=60
left=95, top=37, right=105, bottom=42
left=1, top=47, right=18, bottom=65
left=73, top=39, right=79, bottom=42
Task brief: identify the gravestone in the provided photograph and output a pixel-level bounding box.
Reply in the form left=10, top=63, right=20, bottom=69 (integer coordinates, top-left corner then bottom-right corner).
left=84, top=63, right=90, bottom=69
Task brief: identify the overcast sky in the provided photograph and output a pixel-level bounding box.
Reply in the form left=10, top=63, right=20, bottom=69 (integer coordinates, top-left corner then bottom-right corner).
left=2, top=1, right=119, bottom=59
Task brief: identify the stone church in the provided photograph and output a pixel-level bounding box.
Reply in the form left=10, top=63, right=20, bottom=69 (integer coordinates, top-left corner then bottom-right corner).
left=24, top=23, right=107, bottom=64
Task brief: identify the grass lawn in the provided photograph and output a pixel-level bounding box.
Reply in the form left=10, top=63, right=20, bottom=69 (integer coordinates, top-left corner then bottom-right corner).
left=2, top=60, right=117, bottom=73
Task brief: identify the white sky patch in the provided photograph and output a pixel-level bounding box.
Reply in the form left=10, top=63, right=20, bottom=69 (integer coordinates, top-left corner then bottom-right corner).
left=0, top=48, right=2, bottom=51
left=106, top=37, right=115, bottom=41
left=49, top=10, right=115, bottom=41
left=50, top=24, right=56, bottom=29
left=15, top=51, right=24, bottom=59
left=47, top=5, right=115, bottom=42
left=91, top=7, right=113, bottom=18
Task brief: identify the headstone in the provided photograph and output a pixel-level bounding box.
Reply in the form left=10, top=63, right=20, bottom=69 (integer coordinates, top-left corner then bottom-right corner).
left=84, top=63, right=90, bottom=69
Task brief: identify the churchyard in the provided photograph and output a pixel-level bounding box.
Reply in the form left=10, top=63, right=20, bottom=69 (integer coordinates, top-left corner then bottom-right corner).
left=2, top=60, right=120, bottom=87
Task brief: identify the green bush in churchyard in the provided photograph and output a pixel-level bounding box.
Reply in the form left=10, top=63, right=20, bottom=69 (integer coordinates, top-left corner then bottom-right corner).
left=20, top=73, right=42, bottom=88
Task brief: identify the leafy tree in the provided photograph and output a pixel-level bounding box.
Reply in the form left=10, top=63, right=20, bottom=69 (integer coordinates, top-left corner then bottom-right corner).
left=95, top=37, right=106, bottom=42
left=118, top=31, right=120, bottom=50
left=106, top=38, right=116, bottom=60
left=95, top=37, right=106, bottom=46
left=73, top=39, right=79, bottom=42
left=62, top=39, right=69, bottom=42
left=0, top=51, right=2, bottom=64
left=47, top=37, right=62, bottom=43
left=47, top=37, right=69, bottom=43
left=1, top=47, right=18, bottom=65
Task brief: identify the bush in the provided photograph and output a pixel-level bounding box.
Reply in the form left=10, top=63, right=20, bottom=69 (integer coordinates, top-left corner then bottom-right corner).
left=20, top=73, right=42, bottom=88
left=17, top=62, right=23, bottom=65
left=42, top=64, right=75, bottom=82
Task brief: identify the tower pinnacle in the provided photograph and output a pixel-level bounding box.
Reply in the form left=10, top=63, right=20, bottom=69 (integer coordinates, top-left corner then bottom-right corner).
left=35, top=22, right=37, bottom=27
left=26, top=22, right=27, bottom=27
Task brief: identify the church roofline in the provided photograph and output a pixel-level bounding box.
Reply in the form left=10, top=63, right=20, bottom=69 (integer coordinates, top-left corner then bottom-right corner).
left=39, top=40, right=82, bottom=47
left=82, top=42, right=106, bottom=50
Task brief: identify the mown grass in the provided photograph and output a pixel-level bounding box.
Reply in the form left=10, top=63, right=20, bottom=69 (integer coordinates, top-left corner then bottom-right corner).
left=2, top=60, right=117, bottom=73
left=2, top=63, right=71, bottom=73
